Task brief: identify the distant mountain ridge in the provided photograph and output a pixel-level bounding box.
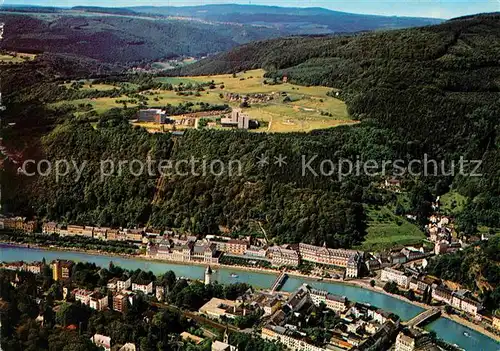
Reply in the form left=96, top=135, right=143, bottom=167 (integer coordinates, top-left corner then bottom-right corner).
left=0, top=4, right=443, bottom=63
left=130, top=4, right=443, bottom=33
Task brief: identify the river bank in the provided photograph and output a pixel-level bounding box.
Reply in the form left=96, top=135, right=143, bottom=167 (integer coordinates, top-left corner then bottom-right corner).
left=1, top=243, right=499, bottom=349
left=1, top=241, right=499, bottom=344
left=443, top=311, right=499, bottom=342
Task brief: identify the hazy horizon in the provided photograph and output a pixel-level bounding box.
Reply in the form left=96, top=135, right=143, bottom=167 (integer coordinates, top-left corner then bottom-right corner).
left=1, top=0, right=499, bottom=19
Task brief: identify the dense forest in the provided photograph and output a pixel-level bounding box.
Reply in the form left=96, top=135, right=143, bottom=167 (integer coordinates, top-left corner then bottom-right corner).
left=1, top=14, right=499, bottom=248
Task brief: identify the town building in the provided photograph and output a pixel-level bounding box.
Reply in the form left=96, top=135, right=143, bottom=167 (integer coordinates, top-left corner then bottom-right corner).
left=73, top=289, right=93, bottom=305
left=298, top=243, right=360, bottom=268
left=124, top=229, right=143, bottom=243
left=113, top=293, right=128, bottom=313
left=431, top=285, right=452, bottom=304
left=346, top=253, right=362, bottom=278
left=107, top=278, right=120, bottom=291
left=42, top=222, right=60, bottom=235
left=261, top=325, right=324, bottom=351
left=64, top=225, right=94, bottom=238
left=434, top=240, right=462, bottom=255
left=138, top=109, right=168, bottom=124
left=90, top=334, right=111, bottom=351
left=117, top=277, right=132, bottom=291
left=132, top=281, right=153, bottom=295
left=52, top=260, right=74, bottom=281
left=205, top=266, right=213, bottom=286
left=24, top=262, right=43, bottom=274
left=106, top=228, right=120, bottom=241
left=180, top=332, right=204, bottom=345
left=3, top=217, right=26, bottom=231
left=451, top=292, right=481, bottom=317
left=245, top=246, right=267, bottom=258
left=493, top=312, right=500, bottom=331
left=211, top=340, right=237, bottom=351
left=381, top=268, right=410, bottom=288
left=199, top=298, right=239, bottom=320
left=395, top=328, right=433, bottom=351
left=220, top=108, right=251, bottom=129
left=262, top=297, right=281, bottom=316
left=390, top=252, right=408, bottom=265
left=89, top=291, right=109, bottom=311
left=308, top=287, right=347, bottom=313
left=192, top=243, right=219, bottom=263
left=156, top=286, right=165, bottom=302
left=93, top=227, right=108, bottom=240
left=119, top=343, right=137, bottom=351
left=268, top=246, right=300, bottom=268
left=3, top=261, right=25, bottom=271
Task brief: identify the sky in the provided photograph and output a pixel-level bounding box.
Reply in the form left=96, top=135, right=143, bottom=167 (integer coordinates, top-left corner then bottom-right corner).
left=2, top=0, right=499, bottom=19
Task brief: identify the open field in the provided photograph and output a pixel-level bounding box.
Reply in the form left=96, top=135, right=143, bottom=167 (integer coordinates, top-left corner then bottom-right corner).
left=156, top=70, right=340, bottom=96
left=61, top=81, right=139, bottom=91
left=357, top=205, right=427, bottom=252
left=51, top=97, right=139, bottom=114
left=0, top=52, right=37, bottom=63
left=56, top=69, right=353, bottom=133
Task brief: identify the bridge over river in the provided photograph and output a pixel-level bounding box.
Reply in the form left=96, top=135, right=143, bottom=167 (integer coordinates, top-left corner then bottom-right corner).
left=405, top=308, right=441, bottom=328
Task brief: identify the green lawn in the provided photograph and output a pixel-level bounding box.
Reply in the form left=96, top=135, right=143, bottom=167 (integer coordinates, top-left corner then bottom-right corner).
left=357, top=205, right=426, bottom=252
left=440, top=190, right=467, bottom=215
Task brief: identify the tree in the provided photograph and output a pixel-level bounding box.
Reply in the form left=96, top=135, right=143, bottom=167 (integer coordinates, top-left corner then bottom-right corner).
left=405, top=289, right=416, bottom=301
left=383, top=281, right=399, bottom=294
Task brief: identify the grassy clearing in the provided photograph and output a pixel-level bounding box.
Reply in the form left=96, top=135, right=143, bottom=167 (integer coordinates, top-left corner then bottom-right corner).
left=357, top=205, right=426, bottom=252
left=154, top=77, right=200, bottom=85
left=58, top=69, right=352, bottom=133
left=62, top=81, right=138, bottom=91
left=0, top=52, right=36, bottom=63
left=440, top=190, right=467, bottom=215
left=51, top=97, right=139, bottom=114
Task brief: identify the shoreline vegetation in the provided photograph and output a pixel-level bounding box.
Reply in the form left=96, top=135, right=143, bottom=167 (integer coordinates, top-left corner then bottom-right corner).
left=1, top=240, right=499, bottom=342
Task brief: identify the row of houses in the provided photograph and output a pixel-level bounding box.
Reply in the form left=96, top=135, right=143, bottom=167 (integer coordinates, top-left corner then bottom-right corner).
left=148, top=238, right=365, bottom=277
left=380, top=267, right=484, bottom=318
left=0, top=217, right=37, bottom=232
left=7, top=217, right=366, bottom=277
left=43, top=223, right=145, bottom=243
left=1, top=261, right=44, bottom=274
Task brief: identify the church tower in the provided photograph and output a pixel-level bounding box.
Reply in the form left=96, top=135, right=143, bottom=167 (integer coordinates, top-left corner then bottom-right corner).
left=204, top=266, right=213, bottom=285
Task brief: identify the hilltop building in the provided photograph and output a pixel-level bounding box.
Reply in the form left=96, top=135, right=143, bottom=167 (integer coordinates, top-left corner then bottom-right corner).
left=138, top=109, right=169, bottom=124
left=221, top=108, right=251, bottom=129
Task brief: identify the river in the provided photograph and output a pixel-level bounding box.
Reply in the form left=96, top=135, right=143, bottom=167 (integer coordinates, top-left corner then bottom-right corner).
left=0, top=245, right=498, bottom=350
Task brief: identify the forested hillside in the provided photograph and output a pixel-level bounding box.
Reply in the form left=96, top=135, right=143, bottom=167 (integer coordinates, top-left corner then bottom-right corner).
left=0, top=12, right=279, bottom=63
left=1, top=14, right=499, bottom=247
left=178, top=14, right=500, bottom=231
left=0, top=4, right=441, bottom=64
